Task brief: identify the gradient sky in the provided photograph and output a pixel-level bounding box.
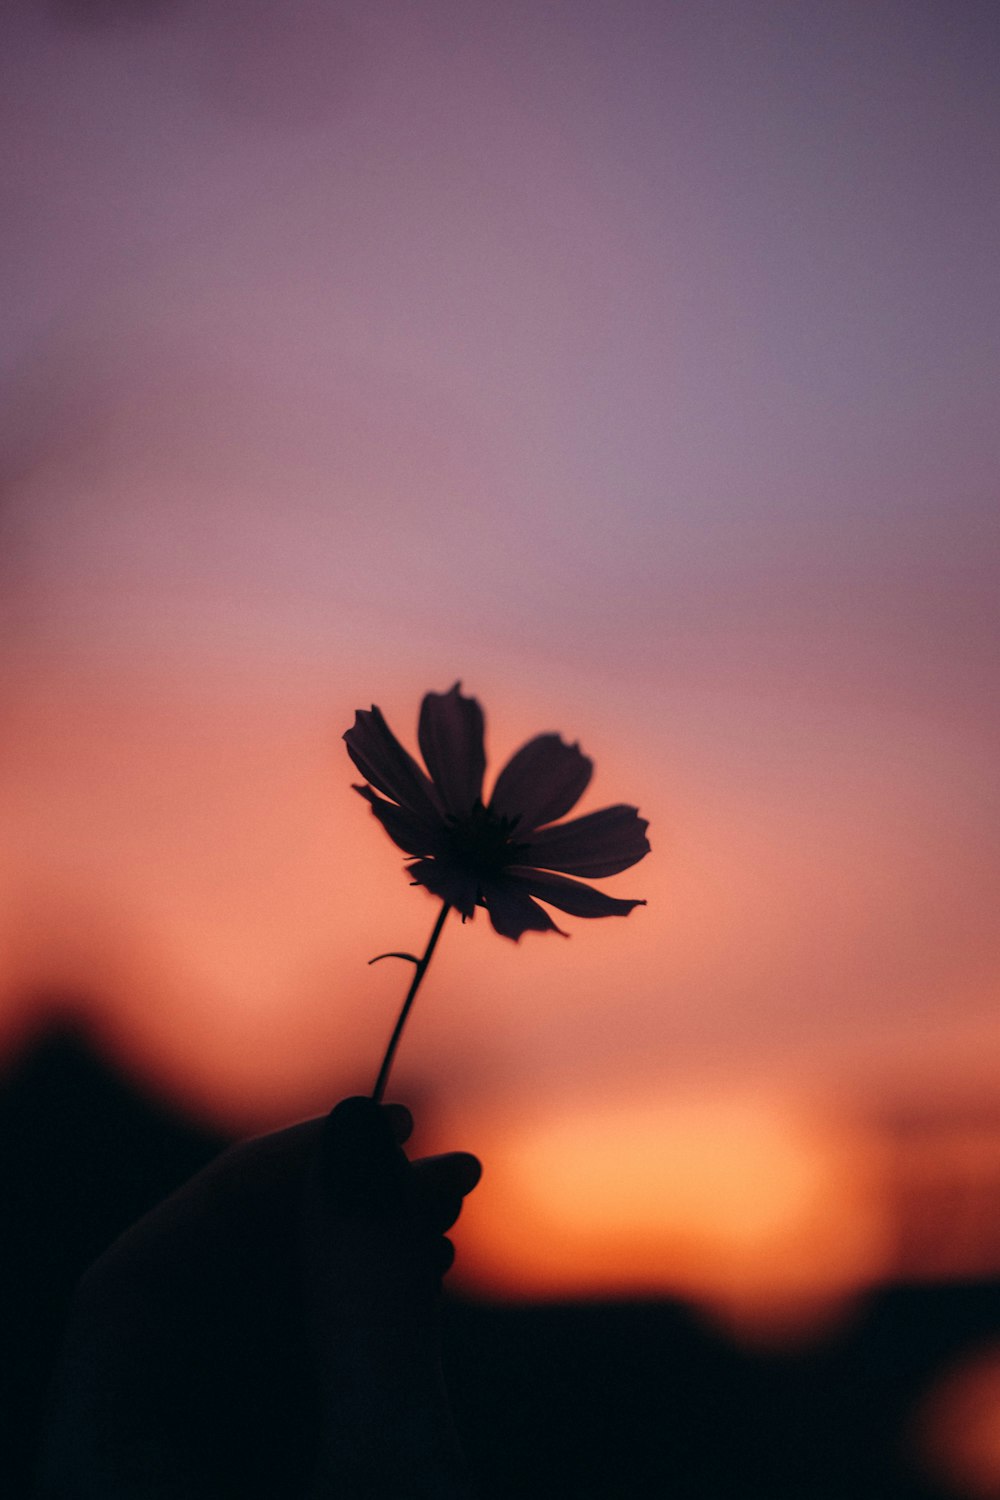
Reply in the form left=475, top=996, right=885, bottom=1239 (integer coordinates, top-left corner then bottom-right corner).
left=2, top=0, right=999, bottom=1328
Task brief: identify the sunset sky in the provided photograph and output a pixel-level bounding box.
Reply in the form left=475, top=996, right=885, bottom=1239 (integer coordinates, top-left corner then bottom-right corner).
left=2, top=0, right=999, bottom=1335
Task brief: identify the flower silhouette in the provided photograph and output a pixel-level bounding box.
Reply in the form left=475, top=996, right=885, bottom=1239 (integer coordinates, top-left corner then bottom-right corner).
left=345, top=683, right=649, bottom=940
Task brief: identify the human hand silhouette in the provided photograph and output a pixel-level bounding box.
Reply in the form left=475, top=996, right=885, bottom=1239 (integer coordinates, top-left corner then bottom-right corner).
left=302, top=1098, right=482, bottom=1497
left=40, top=1099, right=481, bottom=1499
left=302, top=1095, right=481, bottom=1332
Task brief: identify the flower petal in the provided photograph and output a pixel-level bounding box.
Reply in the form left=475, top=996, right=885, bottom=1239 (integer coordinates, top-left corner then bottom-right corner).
left=353, top=785, right=443, bottom=858
left=507, top=868, right=646, bottom=919
left=406, top=858, right=478, bottom=919
left=480, top=878, right=565, bottom=940
left=520, top=805, right=651, bottom=877
left=417, top=682, right=486, bottom=817
left=344, top=706, right=441, bottom=820
left=489, top=735, right=592, bottom=830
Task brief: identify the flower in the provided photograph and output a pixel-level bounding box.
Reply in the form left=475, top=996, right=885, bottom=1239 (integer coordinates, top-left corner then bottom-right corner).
left=344, top=682, right=650, bottom=940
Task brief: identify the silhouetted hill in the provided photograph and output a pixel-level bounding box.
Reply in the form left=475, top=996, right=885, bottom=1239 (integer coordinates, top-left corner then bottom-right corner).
left=0, top=1022, right=227, bottom=1498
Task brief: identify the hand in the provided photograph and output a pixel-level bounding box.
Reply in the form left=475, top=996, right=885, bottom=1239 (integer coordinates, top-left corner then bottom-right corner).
left=40, top=1099, right=482, bottom=1499
left=301, top=1098, right=482, bottom=1497
left=301, top=1096, right=481, bottom=1346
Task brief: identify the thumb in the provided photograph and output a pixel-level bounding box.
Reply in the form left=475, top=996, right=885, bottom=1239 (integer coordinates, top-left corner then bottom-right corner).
left=318, top=1096, right=412, bottom=1216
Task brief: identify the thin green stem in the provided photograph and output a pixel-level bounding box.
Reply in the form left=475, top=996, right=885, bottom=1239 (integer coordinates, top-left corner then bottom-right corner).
left=371, top=902, right=452, bottom=1103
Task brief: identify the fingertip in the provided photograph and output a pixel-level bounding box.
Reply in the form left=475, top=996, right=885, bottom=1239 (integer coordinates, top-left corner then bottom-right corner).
left=382, top=1102, right=414, bottom=1144
left=412, top=1151, right=484, bottom=1197
left=327, top=1095, right=381, bottom=1127
left=455, top=1152, right=483, bottom=1194
left=437, top=1237, right=456, bottom=1275
left=321, top=1097, right=404, bottom=1199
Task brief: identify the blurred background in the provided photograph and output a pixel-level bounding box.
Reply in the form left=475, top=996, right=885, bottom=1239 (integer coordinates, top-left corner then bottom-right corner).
left=2, top=0, right=999, bottom=1494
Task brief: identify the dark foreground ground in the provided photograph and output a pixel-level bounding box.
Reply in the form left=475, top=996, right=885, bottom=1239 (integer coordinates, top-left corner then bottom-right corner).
left=4, top=1029, right=998, bottom=1499
left=444, top=1286, right=1000, bottom=1499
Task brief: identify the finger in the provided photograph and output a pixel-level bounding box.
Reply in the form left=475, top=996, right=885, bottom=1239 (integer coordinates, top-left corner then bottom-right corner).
left=320, top=1096, right=410, bottom=1213
left=381, top=1102, right=413, bottom=1145
left=411, top=1154, right=483, bottom=1235
left=435, top=1237, right=456, bottom=1276
left=421, top=1193, right=466, bottom=1236
left=411, top=1152, right=482, bottom=1198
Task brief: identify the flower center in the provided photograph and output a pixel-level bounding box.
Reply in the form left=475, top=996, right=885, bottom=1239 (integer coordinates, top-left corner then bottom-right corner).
left=443, top=801, right=526, bottom=880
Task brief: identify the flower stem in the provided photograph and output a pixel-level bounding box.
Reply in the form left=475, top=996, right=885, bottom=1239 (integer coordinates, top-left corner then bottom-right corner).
left=371, top=902, right=452, bottom=1103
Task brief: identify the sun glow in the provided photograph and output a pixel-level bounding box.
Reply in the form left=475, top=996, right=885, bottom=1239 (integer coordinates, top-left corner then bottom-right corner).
left=450, top=1089, right=891, bottom=1342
